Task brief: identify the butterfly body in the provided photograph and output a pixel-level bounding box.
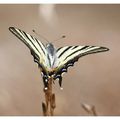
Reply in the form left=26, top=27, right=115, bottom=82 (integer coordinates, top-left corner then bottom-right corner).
left=9, top=27, right=109, bottom=88
left=46, top=43, right=58, bottom=69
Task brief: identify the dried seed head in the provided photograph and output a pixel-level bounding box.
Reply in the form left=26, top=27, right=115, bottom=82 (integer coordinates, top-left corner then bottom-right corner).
left=81, top=103, right=92, bottom=113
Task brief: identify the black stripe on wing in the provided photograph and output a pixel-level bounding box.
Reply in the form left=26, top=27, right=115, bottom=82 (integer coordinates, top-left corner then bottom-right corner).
left=58, top=46, right=72, bottom=58
left=54, top=46, right=109, bottom=87
left=9, top=27, right=46, bottom=65
left=67, top=46, right=109, bottom=62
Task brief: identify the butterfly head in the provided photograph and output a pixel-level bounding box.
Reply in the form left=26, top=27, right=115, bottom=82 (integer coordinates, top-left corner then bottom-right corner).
left=46, top=43, right=54, bottom=48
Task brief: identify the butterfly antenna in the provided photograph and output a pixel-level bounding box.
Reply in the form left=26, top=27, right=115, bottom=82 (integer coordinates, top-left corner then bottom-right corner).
left=52, top=35, right=66, bottom=43
left=32, top=29, right=49, bottom=43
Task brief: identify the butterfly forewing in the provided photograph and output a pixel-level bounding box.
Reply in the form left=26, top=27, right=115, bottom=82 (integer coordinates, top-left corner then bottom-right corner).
left=57, top=45, right=109, bottom=67
left=9, top=27, right=47, bottom=66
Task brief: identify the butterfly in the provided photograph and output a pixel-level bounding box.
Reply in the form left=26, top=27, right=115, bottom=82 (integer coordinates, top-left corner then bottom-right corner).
left=9, top=27, right=109, bottom=89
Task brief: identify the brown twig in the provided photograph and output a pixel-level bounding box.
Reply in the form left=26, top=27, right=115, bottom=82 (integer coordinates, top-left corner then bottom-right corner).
left=81, top=103, right=97, bottom=116
left=42, top=78, right=56, bottom=116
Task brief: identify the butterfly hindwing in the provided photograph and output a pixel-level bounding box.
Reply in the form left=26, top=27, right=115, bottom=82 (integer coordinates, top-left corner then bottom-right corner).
left=55, top=45, right=109, bottom=86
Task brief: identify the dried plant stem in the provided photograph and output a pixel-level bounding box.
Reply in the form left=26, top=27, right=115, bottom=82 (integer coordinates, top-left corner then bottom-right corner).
left=91, top=106, right=97, bottom=116
left=81, top=103, right=97, bottom=116
left=42, top=78, right=56, bottom=116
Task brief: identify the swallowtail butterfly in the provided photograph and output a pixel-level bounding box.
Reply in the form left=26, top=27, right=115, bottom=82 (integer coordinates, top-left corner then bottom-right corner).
left=9, top=27, right=109, bottom=89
